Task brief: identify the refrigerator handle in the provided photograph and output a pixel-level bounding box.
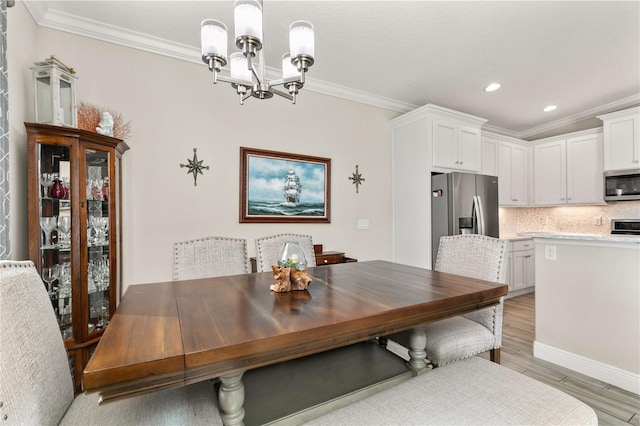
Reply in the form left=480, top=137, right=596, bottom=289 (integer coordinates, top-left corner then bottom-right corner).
left=474, top=195, right=486, bottom=235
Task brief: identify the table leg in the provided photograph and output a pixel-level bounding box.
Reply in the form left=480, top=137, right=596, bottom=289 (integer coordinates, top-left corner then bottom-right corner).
left=219, top=371, right=245, bottom=426
left=407, top=327, right=428, bottom=374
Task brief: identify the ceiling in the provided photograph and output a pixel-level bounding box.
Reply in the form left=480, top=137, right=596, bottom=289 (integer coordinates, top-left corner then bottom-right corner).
left=22, top=1, right=640, bottom=139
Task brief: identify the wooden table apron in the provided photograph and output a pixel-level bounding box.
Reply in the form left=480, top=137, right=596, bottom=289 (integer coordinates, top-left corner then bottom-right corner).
left=83, top=260, right=507, bottom=400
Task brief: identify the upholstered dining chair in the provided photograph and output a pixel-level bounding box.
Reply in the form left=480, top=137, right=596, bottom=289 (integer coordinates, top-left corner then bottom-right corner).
left=254, top=233, right=316, bottom=272
left=0, top=260, right=222, bottom=425
left=389, top=234, right=508, bottom=367
left=173, top=236, right=250, bottom=281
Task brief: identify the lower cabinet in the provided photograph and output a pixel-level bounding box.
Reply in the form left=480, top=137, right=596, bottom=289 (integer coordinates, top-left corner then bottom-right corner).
left=506, top=239, right=535, bottom=298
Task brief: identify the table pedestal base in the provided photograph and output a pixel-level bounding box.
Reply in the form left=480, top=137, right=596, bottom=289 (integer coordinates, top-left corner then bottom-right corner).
left=218, top=341, right=412, bottom=426
left=219, top=372, right=245, bottom=426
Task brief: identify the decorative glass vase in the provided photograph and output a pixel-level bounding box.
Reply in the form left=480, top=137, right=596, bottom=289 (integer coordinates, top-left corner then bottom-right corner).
left=277, top=241, right=307, bottom=270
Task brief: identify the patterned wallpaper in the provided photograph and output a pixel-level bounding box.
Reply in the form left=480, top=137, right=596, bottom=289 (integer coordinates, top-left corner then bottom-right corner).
left=499, top=201, right=640, bottom=238
left=0, top=0, right=9, bottom=259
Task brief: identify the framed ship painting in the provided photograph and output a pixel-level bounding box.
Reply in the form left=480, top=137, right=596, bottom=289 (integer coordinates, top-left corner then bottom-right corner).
left=240, top=147, right=331, bottom=223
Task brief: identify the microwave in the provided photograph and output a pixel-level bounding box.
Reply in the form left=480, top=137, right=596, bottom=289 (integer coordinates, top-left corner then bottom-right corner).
left=604, top=169, right=640, bottom=201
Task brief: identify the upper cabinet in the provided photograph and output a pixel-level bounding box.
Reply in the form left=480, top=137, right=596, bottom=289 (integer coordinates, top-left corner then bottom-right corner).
left=533, top=129, right=604, bottom=206
left=432, top=109, right=486, bottom=172
left=566, top=133, right=605, bottom=204
left=597, top=106, right=640, bottom=171
left=499, top=141, right=529, bottom=206
left=480, top=135, right=498, bottom=176
left=482, top=132, right=530, bottom=206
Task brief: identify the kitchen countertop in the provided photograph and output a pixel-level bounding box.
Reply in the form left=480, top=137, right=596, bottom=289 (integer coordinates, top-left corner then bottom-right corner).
left=499, top=234, right=533, bottom=241
left=517, top=232, right=640, bottom=243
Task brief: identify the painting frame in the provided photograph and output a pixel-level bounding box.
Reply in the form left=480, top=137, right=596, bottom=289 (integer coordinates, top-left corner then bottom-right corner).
left=240, top=147, right=331, bottom=223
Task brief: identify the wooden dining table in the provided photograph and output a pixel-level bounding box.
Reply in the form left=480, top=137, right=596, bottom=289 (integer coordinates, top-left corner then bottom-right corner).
left=83, top=260, right=507, bottom=425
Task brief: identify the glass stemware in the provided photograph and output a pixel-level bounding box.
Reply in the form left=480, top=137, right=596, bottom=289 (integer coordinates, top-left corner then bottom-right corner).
left=58, top=262, right=72, bottom=297
left=40, top=216, right=58, bottom=247
left=61, top=176, right=71, bottom=199
left=99, top=217, right=109, bottom=245
left=97, top=299, right=109, bottom=328
left=42, top=264, right=60, bottom=295
left=41, top=173, right=54, bottom=198
left=57, top=215, right=71, bottom=248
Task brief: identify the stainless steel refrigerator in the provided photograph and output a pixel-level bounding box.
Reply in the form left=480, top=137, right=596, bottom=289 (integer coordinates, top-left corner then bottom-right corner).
left=431, top=172, right=499, bottom=265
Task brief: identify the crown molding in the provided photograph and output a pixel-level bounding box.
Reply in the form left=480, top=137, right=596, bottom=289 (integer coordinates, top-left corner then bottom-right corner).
left=516, top=94, right=640, bottom=140
left=481, top=124, right=521, bottom=139
left=25, top=5, right=417, bottom=114
left=24, top=5, right=639, bottom=128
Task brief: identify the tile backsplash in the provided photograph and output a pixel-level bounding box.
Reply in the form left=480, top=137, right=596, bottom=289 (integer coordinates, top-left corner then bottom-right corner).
left=499, top=201, right=640, bottom=237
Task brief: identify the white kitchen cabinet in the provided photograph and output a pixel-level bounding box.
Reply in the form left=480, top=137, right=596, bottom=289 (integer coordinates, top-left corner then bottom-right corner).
left=533, top=129, right=604, bottom=206
left=498, top=141, right=528, bottom=206
left=534, top=140, right=567, bottom=205
left=597, top=106, right=640, bottom=171
left=506, top=239, right=534, bottom=298
left=431, top=109, right=486, bottom=172
left=566, top=133, right=604, bottom=204
left=390, top=104, right=486, bottom=269
left=481, top=135, right=498, bottom=176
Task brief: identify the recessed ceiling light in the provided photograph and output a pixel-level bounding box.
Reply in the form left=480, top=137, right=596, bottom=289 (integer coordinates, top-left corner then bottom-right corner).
left=484, top=83, right=501, bottom=92
left=543, top=105, right=557, bottom=112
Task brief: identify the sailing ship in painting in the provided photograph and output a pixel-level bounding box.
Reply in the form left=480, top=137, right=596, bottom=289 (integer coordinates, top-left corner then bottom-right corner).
left=247, top=168, right=325, bottom=217
left=283, top=170, right=302, bottom=204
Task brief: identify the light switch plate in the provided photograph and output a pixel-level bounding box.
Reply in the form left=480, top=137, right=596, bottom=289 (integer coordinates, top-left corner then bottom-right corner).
left=357, top=219, right=370, bottom=230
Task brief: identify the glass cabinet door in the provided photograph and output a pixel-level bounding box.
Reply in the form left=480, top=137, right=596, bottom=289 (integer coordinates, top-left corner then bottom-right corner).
left=37, top=142, right=73, bottom=341
left=83, top=147, right=112, bottom=337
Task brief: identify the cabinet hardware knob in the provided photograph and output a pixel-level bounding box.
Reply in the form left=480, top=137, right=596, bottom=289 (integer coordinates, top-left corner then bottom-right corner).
left=324, top=259, right=328, bottom=264
left=633, top=160, right=639, bottom=163
left=459, top=161, right=463, bottom=165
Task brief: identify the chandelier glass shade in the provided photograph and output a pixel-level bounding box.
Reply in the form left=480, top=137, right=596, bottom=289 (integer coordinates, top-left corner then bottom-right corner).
left=200, top=0, right=315, bottom=104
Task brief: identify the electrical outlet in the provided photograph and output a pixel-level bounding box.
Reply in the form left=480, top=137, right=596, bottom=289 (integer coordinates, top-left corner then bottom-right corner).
left=593, top=216, right=602, bottom=226
left=544, top=245, right=557, bottom=261
left=357, top=219, right=369, bottom=230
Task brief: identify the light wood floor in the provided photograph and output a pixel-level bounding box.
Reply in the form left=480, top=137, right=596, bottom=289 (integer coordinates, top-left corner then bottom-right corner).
left=478, top=293, right=639, bottom=426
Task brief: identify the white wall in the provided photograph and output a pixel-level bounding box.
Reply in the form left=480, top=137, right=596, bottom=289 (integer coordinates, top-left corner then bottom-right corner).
left=6, top=2, right=36, bottom=261
left=8, top=3, right=398, bottom=293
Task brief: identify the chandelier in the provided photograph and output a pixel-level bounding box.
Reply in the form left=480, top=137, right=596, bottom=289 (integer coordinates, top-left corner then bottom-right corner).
left=200, top=0, right=315, bottom=105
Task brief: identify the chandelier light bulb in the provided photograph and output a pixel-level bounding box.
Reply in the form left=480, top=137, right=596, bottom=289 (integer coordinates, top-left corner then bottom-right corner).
left=289, top=21, right=315, bottom=64
left=230, top=52, right=252, bottom=84
left=201, top=19, right=228, bottom=65
left=281, top=53, right=300, bottom=79
left=234, top=0, right=263, bottom=50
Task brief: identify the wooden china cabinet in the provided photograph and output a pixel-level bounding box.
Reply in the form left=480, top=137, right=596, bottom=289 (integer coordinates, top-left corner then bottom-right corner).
left=26, top=122, right=129, bottom=394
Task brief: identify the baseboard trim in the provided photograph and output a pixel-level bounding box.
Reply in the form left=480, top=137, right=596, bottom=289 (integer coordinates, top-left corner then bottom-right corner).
left=533, top=341, right=639, bottom=395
